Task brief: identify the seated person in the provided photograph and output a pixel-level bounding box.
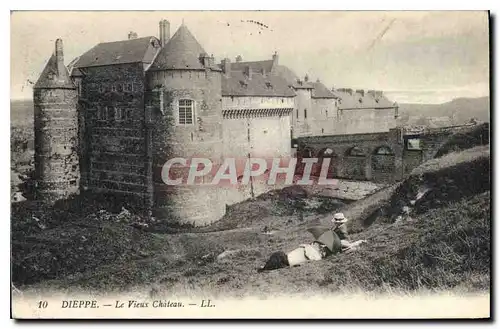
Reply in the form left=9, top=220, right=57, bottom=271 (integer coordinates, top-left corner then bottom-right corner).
left=331, top=212, right=367, bottom=252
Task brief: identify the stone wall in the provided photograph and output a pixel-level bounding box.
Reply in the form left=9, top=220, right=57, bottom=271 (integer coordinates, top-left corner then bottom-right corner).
left=34, top=88, right=80, bottom=203
left=311, top=98, right=337, bottom=135
left=79, top=63, right=149, bottom=208
left=333, top=108, right=397, bottom=134
left=296, top=129, right=404, bottom=183
left=146, top=69, right=226, bottom=226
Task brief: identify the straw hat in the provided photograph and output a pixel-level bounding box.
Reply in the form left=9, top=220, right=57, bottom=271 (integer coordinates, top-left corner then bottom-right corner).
left=332, top=212, right=348, bottom=224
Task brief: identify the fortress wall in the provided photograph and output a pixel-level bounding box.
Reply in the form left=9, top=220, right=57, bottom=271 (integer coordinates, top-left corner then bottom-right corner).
left=221, top=112, right=293, bottom=206
left=80, top=63, right=150, bottom=206
left=334, top=108, right=397, bottom=135
left=296, top=129, right=404, bottom=183
left=311, top=98, right=338, bottom=135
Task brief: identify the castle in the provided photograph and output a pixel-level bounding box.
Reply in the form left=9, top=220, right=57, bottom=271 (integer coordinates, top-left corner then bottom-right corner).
left=33, top=19, right=399, bottom=226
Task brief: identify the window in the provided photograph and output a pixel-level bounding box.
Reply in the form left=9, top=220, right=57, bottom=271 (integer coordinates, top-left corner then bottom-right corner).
left=125, top=109, right=132, bottom=121
left=374, top=146, right=394, bottom=155
left=296, top=108, right=299, bottom=118
left=97, top=108, right=103, bottom=120
left=346, top=146, right=365, bottom=157
left=117, top=83, right=123, bottom=92
left=107, top=106, right=115, bottom=120
left=111, top=84, right=117, bottom=92
left=99, top=85, right=104, bottom=93
left=126, top=83, right=133, bottom=92
left=115, top=108, right=123, bottom=121
left=325, top=110, right=328, bottom=117
left=304, top=108, right=308, bottom=119
left=178, top=99, right=194, bottom=125
left=407, top=138, right=421, bottom=150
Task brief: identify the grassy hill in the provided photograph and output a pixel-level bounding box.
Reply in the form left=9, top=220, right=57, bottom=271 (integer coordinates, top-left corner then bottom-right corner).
left=12, top=142, right=490, bottom=296
left=398, top=96, right=490, bottom=127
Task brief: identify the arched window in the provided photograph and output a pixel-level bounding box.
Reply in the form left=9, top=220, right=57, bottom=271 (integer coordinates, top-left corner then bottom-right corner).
left=178, top=99, right=194, bottom=125
left=346, top=146, right=365, bottom=157
left=374, top=146, right=394, bottom=155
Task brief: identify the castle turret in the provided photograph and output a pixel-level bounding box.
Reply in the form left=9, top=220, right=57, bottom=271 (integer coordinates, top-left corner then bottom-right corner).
left=146, top=22, right=225, bottom=226
left=33, top=38, right=80, bottom=203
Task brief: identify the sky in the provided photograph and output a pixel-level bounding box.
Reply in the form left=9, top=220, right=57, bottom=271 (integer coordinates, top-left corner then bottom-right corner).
left=10, top=11, right=490, bottom=104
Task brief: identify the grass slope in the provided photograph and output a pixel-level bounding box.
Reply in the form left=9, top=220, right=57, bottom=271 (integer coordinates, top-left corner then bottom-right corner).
left=12, top=145, right=490, bottom=296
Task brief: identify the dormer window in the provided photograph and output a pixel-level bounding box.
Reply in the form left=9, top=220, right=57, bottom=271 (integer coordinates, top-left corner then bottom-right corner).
left=178, top=99, right=194, bottom=125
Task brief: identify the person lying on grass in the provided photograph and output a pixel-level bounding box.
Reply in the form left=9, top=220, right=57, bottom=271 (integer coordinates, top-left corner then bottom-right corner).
left=257, top=212, right=366, bottom=272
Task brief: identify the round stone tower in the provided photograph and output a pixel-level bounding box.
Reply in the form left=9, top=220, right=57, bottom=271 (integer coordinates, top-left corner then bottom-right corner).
left=33, top=39, right=80, bottom=203
left=146, top=22, right=225, bottom=226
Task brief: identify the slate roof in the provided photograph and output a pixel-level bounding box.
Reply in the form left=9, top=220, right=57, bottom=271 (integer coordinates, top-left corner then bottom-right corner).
left=311, top=81, right=337, bottom=99
left=34, top=53, right=75, bottom=89
left=221, top=70, right=295, bottom=97
left=272, top=64, right=314, bottom=89
left=332, top=89, right=397, bottom=110
left=149, top=24, right=218, bottom=71
left=74, top=36, right=160, bottom=68
left=230, top=60, right=274, bottom=75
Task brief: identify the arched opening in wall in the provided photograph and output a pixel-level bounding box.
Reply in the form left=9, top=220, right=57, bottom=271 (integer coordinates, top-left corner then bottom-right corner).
left=295, top=147, right=313, bottom=178
left=344, top=146, right=367, bottom=180
left=315, top=147, right=338, bottom=178
left=371, top=145, right=396, bottom=182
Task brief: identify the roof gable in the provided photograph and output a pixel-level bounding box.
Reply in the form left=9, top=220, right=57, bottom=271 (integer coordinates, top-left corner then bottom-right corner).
left=74, top=36, right=160, bottom=68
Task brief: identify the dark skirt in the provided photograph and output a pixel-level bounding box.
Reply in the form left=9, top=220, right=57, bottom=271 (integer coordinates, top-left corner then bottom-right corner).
left=258, top=251, right=289, bottom=272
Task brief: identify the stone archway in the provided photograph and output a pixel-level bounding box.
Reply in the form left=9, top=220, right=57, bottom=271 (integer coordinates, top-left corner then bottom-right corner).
left=371, top=145, right=396, bottom=182
left=343, top=146, right=367, bottom=180
left=316, top=147, right=338, bottom=178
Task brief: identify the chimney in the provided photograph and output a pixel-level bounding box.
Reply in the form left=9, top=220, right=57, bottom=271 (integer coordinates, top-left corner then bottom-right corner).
left=128, top=31, right=138, bottom=40
left=221, top=58, right=231, bottom=76
left=272, top=51, right=279, bottom=67
left=304, top=74, right=309, bottom=82
left=236, top=55, right=242, bottom=63
left=356, top=89, right=365, bottom=97
left=55, top=38, right=64, bottom=74
left=200, top=53, right=210, bottom=67
left=244, top=65, right=252, bottom=80
left=159, top=19, right=170, bottom=47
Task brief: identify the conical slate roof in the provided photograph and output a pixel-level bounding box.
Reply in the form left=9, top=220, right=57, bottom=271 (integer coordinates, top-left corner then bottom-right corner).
left=34, top=40, right=75, bottom=90
left=149, top=24, right=210, bottom=71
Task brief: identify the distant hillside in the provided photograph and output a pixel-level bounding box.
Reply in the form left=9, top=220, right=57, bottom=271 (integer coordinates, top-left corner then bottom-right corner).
left=11, top=99, right=33, bottom=127
left=397, top=96, right=490, bottom=127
